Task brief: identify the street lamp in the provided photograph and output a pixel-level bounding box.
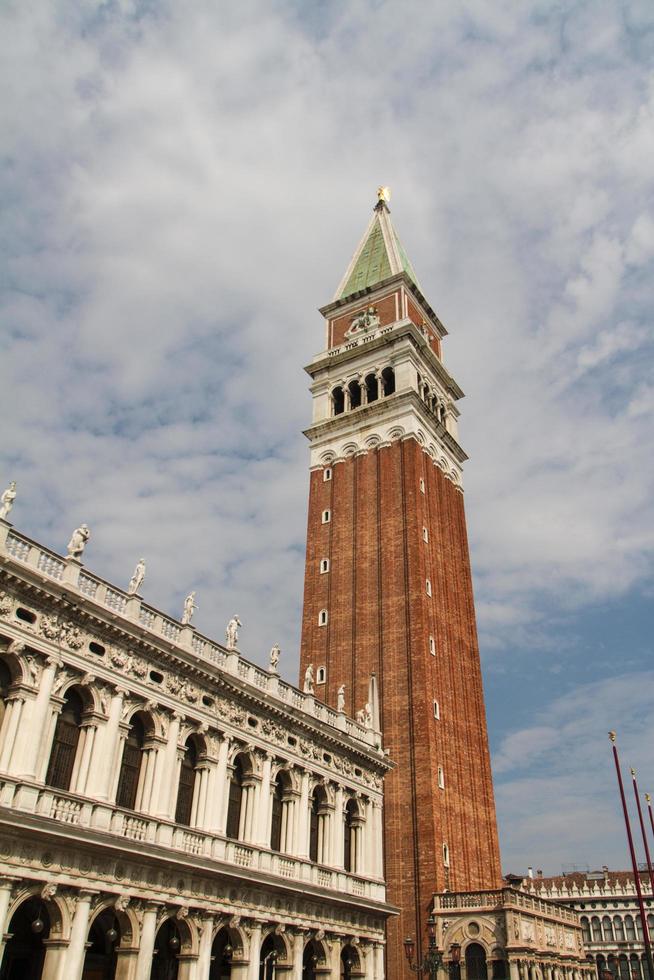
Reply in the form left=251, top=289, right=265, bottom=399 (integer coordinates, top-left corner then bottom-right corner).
left=449, top=942, right=462, bottom=979
left=404, top=914, right=444, bottom=978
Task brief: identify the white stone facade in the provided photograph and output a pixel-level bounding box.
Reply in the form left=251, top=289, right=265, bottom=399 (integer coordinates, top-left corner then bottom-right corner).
left=304, top=315, right=466, bottom=487
left=0, top=519, right=392, bottom=980
left=524, top=871, right=654, bottom=980
left=432, top=886, right=594, bottom=980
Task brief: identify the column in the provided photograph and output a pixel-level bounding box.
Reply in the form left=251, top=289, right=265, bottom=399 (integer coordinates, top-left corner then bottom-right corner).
left=37, top=699, right=63, bottom=782
left=371, top=801, right=383, bottom=877
left=292, top=931, right=305, bottom=980
left=0, top=877, right=17, bottom=965
left=63, top=890, right=96, bottom=980
left=72, top=722, right=97, bottom=795
left=296, top=771, right=310, bottom=859
left=19, top=657, right=58, bottom=778
left=281, top=792, right=298, bottom=853
left=240, top=780, right=259, bottom=842
left=319, top=807, right=333, bottom=865
left=0, top=696, right=25, bottom=773
left=255, top=754, right=273, bottom=847
left=191, top=764, right=210, bottom=828
left=206, top=736, right=230, bottom=834
left=373, top=943, right=384, bottom=980
left=247, top=923, right=262, bottom=980
left=69, top=722, right=89, bottom=793
left=91, top=687, right=127, bottom=800
left=153, top=713, right=182, bottom=818
left=135, top=904, right=159, bottom=980
left=331, top=786, right=344, bottom=870
left=210, top=736, right=230, bottom=834
left=195, top=916, right=215, bottom=980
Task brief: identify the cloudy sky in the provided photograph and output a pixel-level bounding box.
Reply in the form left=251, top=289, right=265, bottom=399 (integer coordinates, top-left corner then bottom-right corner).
left=1, top=0, right=653, bottom=875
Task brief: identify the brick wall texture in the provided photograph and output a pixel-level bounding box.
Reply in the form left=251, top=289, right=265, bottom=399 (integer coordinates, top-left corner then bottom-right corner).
left=299, top=437, right=502, bottom=979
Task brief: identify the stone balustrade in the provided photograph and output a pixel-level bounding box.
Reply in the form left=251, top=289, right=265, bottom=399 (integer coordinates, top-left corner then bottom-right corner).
left=0, top=523, right=376, bottom=749
left=0, top=774, right=384, bottom=902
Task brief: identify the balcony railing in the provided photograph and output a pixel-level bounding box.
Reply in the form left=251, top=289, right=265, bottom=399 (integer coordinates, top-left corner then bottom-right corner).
left=0, top=526, right=378, bottom=750
left=434, top=887, right=579, bottom=923
left=0, top=775, right=385, bottom=902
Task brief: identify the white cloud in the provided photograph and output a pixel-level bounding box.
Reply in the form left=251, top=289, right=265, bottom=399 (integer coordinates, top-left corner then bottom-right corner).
left=1, top=0, right=653, bottom=871
left=494, top=673, right=654, bottom=873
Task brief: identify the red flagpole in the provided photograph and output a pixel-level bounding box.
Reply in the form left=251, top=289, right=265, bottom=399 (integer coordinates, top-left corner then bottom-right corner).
left=608, top=733, right=654, bottom=980
left=647, top=793, right=654, bottom=845
left=631, top=769, right=654, bottom=899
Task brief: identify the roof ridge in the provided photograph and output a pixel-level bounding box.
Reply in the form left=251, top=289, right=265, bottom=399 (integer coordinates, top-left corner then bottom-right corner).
left=333, top=194, right=421, bottom=301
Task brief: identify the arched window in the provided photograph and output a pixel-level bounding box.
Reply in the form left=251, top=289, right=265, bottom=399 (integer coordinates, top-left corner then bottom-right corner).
left=209, top=927, right=233, bottom=980
left=625, top=916, right=636, bottom=941
left=332, top=387, right=345, bottom=416
left=381, top=366, right=395, bottom=396
left=45, top=688, right=83, bottom=790
left=341, top=945, right=360, bottom=980
left=581, top=917, right=591, bottom=944
left=365, top=373, right=379, bottom=403
left=348, top=380, right=362, bottom=410
left=343, top=799, right=359, bottom=873
left=175, top=739, right=198, bottom=826
left=618, top=956, right=630, bottom=980
left=602, top=917, right=614, bottom=942
left=630, top=957, right=643, bottom=980
left=270, top=773, right=284, bottom=853
left=0, top=658, right=11, bottom=731
left=116, top=715, right=145, bottom=810
left=466, top=943, right=488, bottom=980
left=591, top=917, right=602, bottom=942
left=151, top=918, right=182, bottom=980
left=226, top=756, right=245, bottom=840
left=309, top=785, right=328, bottom=864
left=2, top=896, right=50, bottom=978
left=259, top=933, right=286, bottom=980
left=83, top=909, right=120, bottom=979
left=303, top=940, right=324, bottom=980
left=613, top=916, right=625, bottom=942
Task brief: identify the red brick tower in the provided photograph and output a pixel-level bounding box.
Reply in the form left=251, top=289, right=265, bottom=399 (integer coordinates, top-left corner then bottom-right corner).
left=299, top=191, right=502, bottom=977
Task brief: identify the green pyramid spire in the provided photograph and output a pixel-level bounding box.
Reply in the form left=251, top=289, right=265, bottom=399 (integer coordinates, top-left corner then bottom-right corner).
left=335, top=194, right=421, bottom=301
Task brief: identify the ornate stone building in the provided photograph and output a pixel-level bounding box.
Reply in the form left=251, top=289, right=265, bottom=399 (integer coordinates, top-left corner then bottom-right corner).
left=432, top=884, right=595, bottom=980
left=524, top=870, right=654, bottom=980
left=0, top=517, right=393, bottom=979
left=299, top=190, right=501, bottom=977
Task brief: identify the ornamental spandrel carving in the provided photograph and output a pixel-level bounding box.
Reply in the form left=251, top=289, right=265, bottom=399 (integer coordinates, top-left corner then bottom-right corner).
left=0, top=590, right=13, bottom=616
left=166, top=674, right=199, bottom=703
left=52, top=670, right=73, bottom=695
left=24, top=655, right=41, bottom=685
left=39, top=614, right=84, bottom=649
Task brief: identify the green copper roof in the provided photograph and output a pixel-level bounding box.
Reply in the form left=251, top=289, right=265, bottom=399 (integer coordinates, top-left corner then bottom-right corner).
left=336, top=202, right=421, bottom=300
left=392, top=228, right=420, bottom=290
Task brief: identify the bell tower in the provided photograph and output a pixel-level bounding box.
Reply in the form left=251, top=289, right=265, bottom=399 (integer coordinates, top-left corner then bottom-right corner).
left=299, top=190, right=502, bottom=977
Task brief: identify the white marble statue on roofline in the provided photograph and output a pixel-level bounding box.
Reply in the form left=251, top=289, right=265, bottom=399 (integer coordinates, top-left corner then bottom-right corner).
left=128, top=558, right=146, bottom=595
left=356, top=702, right=373, bottom=729
left=225, top=615, right=242, bottom=650
left=303, top=663, right=314, bottom=695
left=269, top=643, right=281, bottom=673
left=181, top=591, right=197, bottom=625
left=66, top=523, right=90, bottom=560
left=337, top=684, right=345, bottom=713
left=0, top=481, right=16, bottom=521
